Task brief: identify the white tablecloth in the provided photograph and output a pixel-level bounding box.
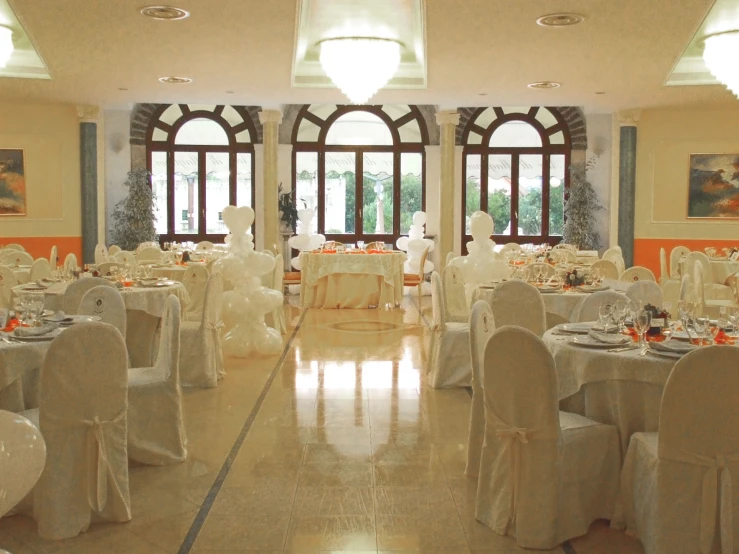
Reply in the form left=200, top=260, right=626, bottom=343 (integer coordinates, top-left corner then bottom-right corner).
left=0, top=339, right=48, bottom=412
left=576, top=250, right=599, bottom=265
left=300, top=252, right=406, bottom=309
left=150, top=265, right=189, bottom=282
left=710, top=259, right=739, bottom=284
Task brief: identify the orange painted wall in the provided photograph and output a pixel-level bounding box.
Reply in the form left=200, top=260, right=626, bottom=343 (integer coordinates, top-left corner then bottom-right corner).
left=634, top=238, right=739, bottom=278
left=1, top=236, right=82, bottom=265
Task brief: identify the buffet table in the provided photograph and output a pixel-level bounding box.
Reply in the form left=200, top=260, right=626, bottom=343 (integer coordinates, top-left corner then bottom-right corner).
left=300, top=251, right=406, bottom=309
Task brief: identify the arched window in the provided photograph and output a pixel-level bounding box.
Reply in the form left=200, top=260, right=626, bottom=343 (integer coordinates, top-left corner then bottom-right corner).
left=292, top=105, right=428, bottom=245
left=146, top=104, right=258, bottom=242
left=461, top=106, right=571, bottom=247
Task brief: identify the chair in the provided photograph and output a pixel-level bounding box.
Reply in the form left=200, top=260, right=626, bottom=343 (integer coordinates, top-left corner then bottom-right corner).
left=114, top=251, right=137, bottom=266
left=182, top=264, right=210, bottom=322
left=137, top=241, right=159, bottom=251
left=680, top=273, right=694, bottom=303
left=96, top=261, right=122, bottom=276
left=693, top=263, right=736, bottom=318
left=546, top=312, right=570, bottom=329
left=555, top=243, right=578, bottom=252
left=266, top=254, right=287, bottom=334
left=79, top=286, right=127, bottom=339
left=669, top=245, right=691, bottom=278
left=575, top=290, right=630, bottom=322
left=613, top=346, right=739, bottom=554
left=18, top=322, right=131, bottom=539
left=620, top=266, right=656, bottom=283
left=322, top=241, right=339, bottom=250
left=404, top=246, right=430, bottom=298
left=94, top=243, right=108, bottom=264
left=603, top=247, right=626, bottom=275
left=445, top=251, right=455, bottom=267
left=489, top=281, right=546, bottom=337
left=4, top=243, right=24, bottom=251
left=550, top=249, right=577, bottom=264
left=589, top=259, right=619, bottom=280
left=475, top=326, right=620, bottom=549
left=64, top=253, right=78, bottom=271
left=179, top=272, right=224, bottom=388
left=137, top=246, right=163, bottom=263
left=364, top=241, right=384, bottom=251
left=127, top=295, right=187, bottom=465
left=626, top=280, right=663, bottom=308
left=500, top=242, right=522, bottom=253
left=29, top=258, right=51, bottom=281
left=465, top=300, right=495, bottom=478
left=49, top=245, right=58, bottom=268
left=62, top=277, right=116, bottom=315
left=0, top=266, right=18, bottom=309
left=661, top=279, right=681, bottom=311
left=196, top=241, right=214, bottom=250
left=685, top=251, right=713, bottom=284
left=659, top=248, right=669, bottom=284
left=525, top=263, right=555, bottom=281
left=442, top=263, right=469, bottom=323
left=2, top=250, right=33, bottom=267
left=428, top=271, right=471, bottom=389
left=108, top=245, right=121, bottom=256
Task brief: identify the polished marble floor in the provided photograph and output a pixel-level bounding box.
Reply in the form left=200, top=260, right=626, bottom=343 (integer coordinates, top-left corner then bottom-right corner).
left=0, top=297, right=644, bottom=553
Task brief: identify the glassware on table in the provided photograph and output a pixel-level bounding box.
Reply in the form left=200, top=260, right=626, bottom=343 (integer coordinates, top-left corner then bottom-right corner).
left=678, top=299, right=696, bottom=341
left=27, top=295, right=44, bottom=326
left=633, top=308, right=652, bottom=353
left=598, top=303, right=613, bottom=331
left=612, top=299, right=628, bottom=332
left=728, top=307, right=739, bottom=338
left=357, top=241, right=365, bottom=251
left=693, top=316, right=712, bottom=345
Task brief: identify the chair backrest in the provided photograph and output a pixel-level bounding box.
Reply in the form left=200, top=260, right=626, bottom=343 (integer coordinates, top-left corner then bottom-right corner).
left=553, top=243, right=577, bottom=252
left=153, top=295, right=181, bottom=382
left=725, top=272, right=739, bottom=304
left=549, top=249, right=576, bottom=263
left=620, top=266, right=656, bottom=283
left=685, top=251, right=713, bottom=284
left=442, top=263, right=468, bottom=322
left=470, top=300, right=495, bottom=390
left=79, top=285, right=127, bottom=339
left=49, top=245, right=58, bottom=268
left=525, top=263, right=555, bottom=280
left=545, top=311, right=569, bottom=329
left=201, top=271, right=224, bottom=330
left=63, top=253, right=78, bottom=271
left=108, top=245, right=121, bottom=256
left=137, top=241, right=159, bottom=251
left=4, top=243, right=24, bottom=251
left=2, top=250, right=33, bottom=267
left=430, top=271, right=446, bottom=330
left=670, top=245, right=691, bottom=278
left=114, top=251, right=137, bottom=266
left=96, top=261, right=122, bottom=276
left=489, top=281, right=546, bottom=337
left=365, top=241, right=384, bottom=251
left=63, top=277, right=116, bottom=315
left=323, top=240, right=338, bottom=250
left=182, top=264, right=209, bottom=318
left=29, top=258, right=52, bottom=281
left=418, top=247, right=430, bottom=278
left=626, top=280, right=664, bottom=308
left=659, top=247, right=669, bottom=283
left=602, top=247, right=625, bottom=275
left=679, top=274, right=694, bottom=303
left=445, top=251, right=455, bottom=267
left=661, top=279, right=681, bottom=311
left=0, top=266, right=18, bottom=309
left=137, top=247, right=162, bottom=263
left=500, top=242, right=522, bottom=253
left=575, top=290, right=630, bottom=322
left=693, top=262, right=706, bottom=308
left=196, top=241, right=214, bottom=251
left=94, top=243, right=108, bottom=264
left=589, top=259, right=619, bottom=280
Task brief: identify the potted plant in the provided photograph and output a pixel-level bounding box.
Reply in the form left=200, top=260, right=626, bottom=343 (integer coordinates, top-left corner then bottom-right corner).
left=278, top=183, right=299, bottom=234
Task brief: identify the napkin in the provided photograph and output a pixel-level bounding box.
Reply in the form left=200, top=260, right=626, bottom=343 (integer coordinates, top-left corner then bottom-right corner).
left=44, top=311, right=66, bottom=322
left=587, top=330, right=630, bottom=345
left=14, top=323, right=58, bottom=337
left=649, top=341, right=697, bottom=354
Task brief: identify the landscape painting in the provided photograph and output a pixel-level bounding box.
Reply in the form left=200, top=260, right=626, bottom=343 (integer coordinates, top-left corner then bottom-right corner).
left=0, top=149, right=26, bottom=216
left=688, top=154, right=739, bottom=218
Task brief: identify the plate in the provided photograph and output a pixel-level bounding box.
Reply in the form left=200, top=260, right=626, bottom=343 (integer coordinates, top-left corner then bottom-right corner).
left=557, top=323, right=594, bottom=334
left=569, top=335, right=629, bottom=348
left=579, top=285, right=609, bottom=293
left=136, top=280, right=177, bottom=288
left=11, top=328, right=64, bottom=342
left=19, top=286, right=47, bottom=292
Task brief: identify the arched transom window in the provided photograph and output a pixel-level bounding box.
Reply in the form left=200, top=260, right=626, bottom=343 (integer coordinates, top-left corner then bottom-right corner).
left=461, top=106, right=571, bottom=247
left=292, top=105, right=429, bottom=246
left=146, top=104, right=258, bottom=242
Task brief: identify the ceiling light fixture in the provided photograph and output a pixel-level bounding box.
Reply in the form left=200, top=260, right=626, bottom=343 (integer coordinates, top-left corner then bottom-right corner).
left=140, top=5, right=190, bottom=20
left=527, top=81, right=561, bottom=89
left=703, top=31, right=739, bottom=97
left=158, top=76, right=192, bottom=84
left=319, top=37, right=402, bottom=104
left=0, top=26, right=15, bottom=68
left=536, top=13, right=585, bottom=27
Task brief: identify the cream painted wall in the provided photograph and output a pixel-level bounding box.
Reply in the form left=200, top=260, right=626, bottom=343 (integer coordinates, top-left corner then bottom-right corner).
left=585, top=113, right=613, bottom=253
left=635, top=107, right=739, bottom=240
left=0, top=102, right=80, bottom=237
left=103, top=109, right=131, bottom=243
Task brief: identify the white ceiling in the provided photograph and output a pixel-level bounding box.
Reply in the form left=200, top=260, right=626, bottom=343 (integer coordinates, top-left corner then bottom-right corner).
left=0, top=0, right=736, bottom=113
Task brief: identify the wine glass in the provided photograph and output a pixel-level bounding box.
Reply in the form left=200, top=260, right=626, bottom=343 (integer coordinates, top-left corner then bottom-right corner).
left=693, top=316, right=711, bottom=345
left=357, top=240, right=365, bottom=251
left=598, top=303, right=613, bottom=331
left=678, top=299, right=695, bottom=341
left=633, top=308, right=652, bottom=353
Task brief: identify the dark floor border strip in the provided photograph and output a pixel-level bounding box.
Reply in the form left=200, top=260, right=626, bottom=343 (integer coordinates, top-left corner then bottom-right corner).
left=177, top=309, right=308, bottom=554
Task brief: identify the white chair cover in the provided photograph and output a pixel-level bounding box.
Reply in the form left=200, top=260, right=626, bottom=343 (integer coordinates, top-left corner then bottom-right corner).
left=137, top=247, right=162, bottom=263
left=659, top=248, right=669, bottom=284
left=626, top=281, right=664, bottom=308
left=114, top=251, right=137, bottom=266
left=489, top=281, right=546, bottom=337
left=620, top=266, right=656, bottom=283
left=19, top=322, right=131, bottom=539
left=265, top=254, right=287, bottom=334
left=466, top=300, right=495, bottom=478
left=546, top=311, right=570, bottom=329
left=0, top=266, right=18, bottom=309
left=475, top=326, right=620, bottom=549
left=427, top=272, right=471, bottom=389
left=686, top=251, right=713, bottom=284
left=29, top=258, right=51, bottom=281
left=670, top=245, right=691, bottom=278
left=49, top=245, right=58, bottom=268
left=613, top=346, right=739, bottom=554
left=589, top=259, right=619, bottom=280
left=182, top=264, right=209, bottom=322
left=661, top=279, right=680, bottom=310
left=64, top=253, right=78, bottom=271
left=196, top=241, right=214, bottom=250
left=79, top=286, right=127, bottom=339
left=442, top=263, right=469, bottom=323
left=694, top=263, right=736, bottom=318
left=127, top=295, right=187, bottom=465
left=4, top=243, right=24, bottom=251
left=575, top=290, right=629, bottom=322
left=554, top=243, right=578, bottom=252
left=179, top=272, right=224, bottom=388
left=108, top=245, right=121, bottom=256
left=137, top=241, right=159, bottom=251
left=94, top=244, right=108, bottom=265
left=96, top=261, right=122, bottom=276
left=488, top=260, right=511, bottom=280
left=603, top=247, right=625, bottom=275
left=2, top=250, right=33, bottom=267
left=680, top=273, right=694, bottom=303
left=63, top=277, right=116, bottom=315
left=445, top=251, right=455, bottom=267
left=550, top=249, right=577, bottom=263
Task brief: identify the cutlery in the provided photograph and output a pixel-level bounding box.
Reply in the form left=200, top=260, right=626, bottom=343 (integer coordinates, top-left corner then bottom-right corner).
left=607, top=345, right=636, bottom=352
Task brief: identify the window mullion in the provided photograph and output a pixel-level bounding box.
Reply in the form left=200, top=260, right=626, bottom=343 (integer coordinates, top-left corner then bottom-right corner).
left=542, top=153, right=551, bottom=240
left=511, top=153, right=520, bottom=239
left=198, top=151, right=206, bottom=235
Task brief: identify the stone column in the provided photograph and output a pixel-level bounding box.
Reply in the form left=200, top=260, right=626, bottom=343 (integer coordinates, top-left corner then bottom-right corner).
left=436, top=110, right=460, bottom=267
left=259, top=109, right=282, bottom=253
left=617, top=110, right=640, bottom=268
left=78, top=105, right=100, bottom=264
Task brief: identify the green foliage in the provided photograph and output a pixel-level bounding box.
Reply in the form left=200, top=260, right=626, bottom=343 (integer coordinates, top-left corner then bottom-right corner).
left=111, top=169, right=158, bottom=251
left=563, top=157, right=603, bottom=250
left=278, top=183, right=299, bottom=233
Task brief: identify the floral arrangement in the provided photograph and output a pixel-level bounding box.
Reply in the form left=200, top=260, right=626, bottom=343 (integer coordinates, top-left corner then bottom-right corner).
left=565, top=268, right=585, bottom=287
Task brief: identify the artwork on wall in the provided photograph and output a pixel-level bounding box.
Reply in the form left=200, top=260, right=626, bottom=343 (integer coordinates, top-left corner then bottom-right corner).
left=688, top=153, right=739, bottom=218
left=0, top=149, right=26, bottom=216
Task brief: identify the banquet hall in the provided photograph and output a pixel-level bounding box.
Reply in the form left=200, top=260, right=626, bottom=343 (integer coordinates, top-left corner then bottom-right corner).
left=1, top=1, right=739, bottom=553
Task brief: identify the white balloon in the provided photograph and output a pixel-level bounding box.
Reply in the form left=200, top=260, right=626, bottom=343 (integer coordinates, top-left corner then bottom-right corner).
left=248, top=252, right=276, bottom=278
left=469, top=211, right=494, bottom=241
left=0, top=410, right=46, bottom=517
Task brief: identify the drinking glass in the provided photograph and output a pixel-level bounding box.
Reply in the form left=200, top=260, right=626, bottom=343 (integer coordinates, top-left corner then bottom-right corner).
left=634, top=309, right=652, bottom=353
left=598, top=303, right=613, bottom=330
left=728, top=307, right=739, bottom=338
left=613, top=300, right=627, bottom=332
left=693, top=316, right=711, bottom=345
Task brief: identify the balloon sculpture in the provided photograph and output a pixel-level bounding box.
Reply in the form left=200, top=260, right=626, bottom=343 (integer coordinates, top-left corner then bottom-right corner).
left=286, top=209, right=325, bottom=295
left=214, top=206, right=284, bottom=357
left=451, top=211, right=509, bottom=286
left=396, top=211, right=435, bottom=296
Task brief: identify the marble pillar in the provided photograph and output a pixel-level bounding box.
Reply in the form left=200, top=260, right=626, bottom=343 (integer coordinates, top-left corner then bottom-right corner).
left=78, top=105, right=100, bottom=264
left=259, top=109, right=282, bottom=254
left=617, top=110, right=640, bottom=268
left=436, top=110, right=459, bottom=268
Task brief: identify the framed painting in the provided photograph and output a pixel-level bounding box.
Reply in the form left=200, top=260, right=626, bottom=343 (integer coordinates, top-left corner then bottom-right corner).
left=688, top=153, right=739, bottom=218
left=0, top=149, right=25, bottom=216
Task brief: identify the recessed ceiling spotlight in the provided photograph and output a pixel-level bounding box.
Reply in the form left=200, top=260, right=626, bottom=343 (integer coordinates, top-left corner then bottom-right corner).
left=478, top=93, right=487, bottom=96
left=527, top=81, right=561, bottom=89
left=158, top=76, right=192, bottom=84
left=595, top=91, right=606, bottom=95
left=118, top=87, right=128, bottom=91
left=226, top=90, right=235, bottom=94
left=140, top=5, right=190, bottom=20
left=536, top=13, right=585, bottom=27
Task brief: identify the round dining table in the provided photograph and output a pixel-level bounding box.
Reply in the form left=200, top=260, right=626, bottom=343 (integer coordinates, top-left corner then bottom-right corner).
left=0, top=339, right=48, bottom=412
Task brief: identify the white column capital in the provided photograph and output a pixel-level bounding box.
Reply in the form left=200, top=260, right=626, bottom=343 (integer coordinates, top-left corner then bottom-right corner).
left=259, top=109, right=283, bottom=125
left=618, top=109, right=641, bottom=126
left=436, top=110, right=460, bottom=126
left=76, top=105, right=100, bottom=123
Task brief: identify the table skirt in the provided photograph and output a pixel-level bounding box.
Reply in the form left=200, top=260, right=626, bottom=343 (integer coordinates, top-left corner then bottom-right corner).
left=303, top=273, right=400, bottom=309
